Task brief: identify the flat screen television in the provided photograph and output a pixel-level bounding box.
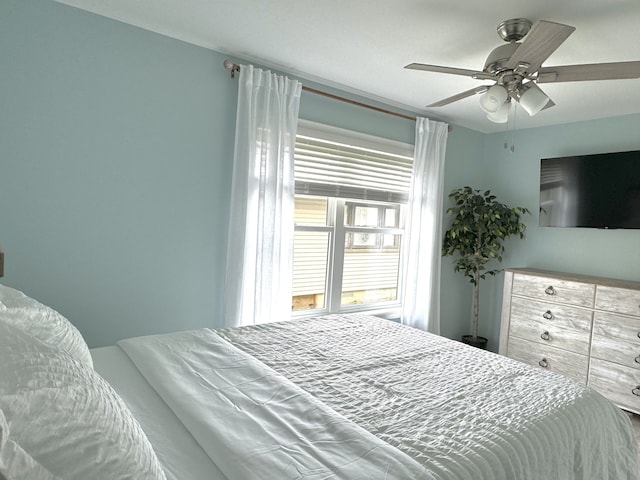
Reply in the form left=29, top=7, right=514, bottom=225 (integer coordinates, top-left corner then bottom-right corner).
left=539, top=150, right=640, bottom=229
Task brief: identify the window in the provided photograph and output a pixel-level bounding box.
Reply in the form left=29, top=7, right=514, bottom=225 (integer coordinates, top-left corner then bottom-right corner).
left=292, top=121, right=413, bottom=315
left=345, top=203, right=401, bottom=249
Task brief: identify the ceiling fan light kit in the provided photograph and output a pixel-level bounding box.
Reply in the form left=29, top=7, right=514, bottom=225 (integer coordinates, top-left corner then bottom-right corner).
left=406, top=17, right=640, bottom=123
left=516, top=82, right=550, bottom=116
left=479, top=84, right=508, bottom=113
left=486, top=100, right=510, bottom=123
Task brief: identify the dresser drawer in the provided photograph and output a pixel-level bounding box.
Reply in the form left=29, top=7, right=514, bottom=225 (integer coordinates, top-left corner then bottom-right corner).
left=593, top=311, right=640, bottom=345
left=589, top=358, right=640, bottom=413
left=591, top=312, right=640, bottom=369
left=512, top=273, right=595, bottom=308
left=509, top=297, right=592, bottom=354
left=595, top=285, right=640, bottom=317
left=507, top=336, right=588, bottom=383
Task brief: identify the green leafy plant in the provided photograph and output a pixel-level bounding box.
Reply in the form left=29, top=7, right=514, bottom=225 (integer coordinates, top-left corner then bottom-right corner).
left=442, top=186, right=530, bottom=342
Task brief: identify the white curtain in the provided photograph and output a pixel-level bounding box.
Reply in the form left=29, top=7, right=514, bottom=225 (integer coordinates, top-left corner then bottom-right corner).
left=401, top=117, right=449, bottom=333
left=224, top=65, right=302, bottom=327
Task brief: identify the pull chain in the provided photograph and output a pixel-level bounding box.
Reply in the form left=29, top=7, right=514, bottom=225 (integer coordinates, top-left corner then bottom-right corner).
left=503, top=102, right=516, bottom=153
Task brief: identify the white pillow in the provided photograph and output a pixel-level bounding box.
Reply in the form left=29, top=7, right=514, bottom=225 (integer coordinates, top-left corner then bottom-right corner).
left=0, top=284, right=92, bottom=367
left=0, top=323, right=167, bottom=480
left=0, top=408, right=61, bottom=480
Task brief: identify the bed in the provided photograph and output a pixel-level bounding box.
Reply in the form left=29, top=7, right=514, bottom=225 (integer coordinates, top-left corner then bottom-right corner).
left=1, top=284, right=638, bottom=479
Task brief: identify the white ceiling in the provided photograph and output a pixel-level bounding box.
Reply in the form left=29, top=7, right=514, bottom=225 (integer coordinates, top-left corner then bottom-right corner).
left=55, top=0, right=640, bottom=133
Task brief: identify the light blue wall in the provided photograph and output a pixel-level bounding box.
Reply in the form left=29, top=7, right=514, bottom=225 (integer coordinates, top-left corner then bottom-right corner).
left=298, top=84, right=415, bottom=145
left=468, top=114, right=640, bottom=350
left=1, top=0, right=236, bottom=346
left=438, top=127, right=488, bottom=341
left=2, top=0, right=638, bottom=350
left=0, top=0, right=478, bottom=347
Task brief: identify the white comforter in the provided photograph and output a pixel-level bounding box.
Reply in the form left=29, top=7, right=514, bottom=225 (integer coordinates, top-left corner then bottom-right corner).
left=119, top=315, right=638, bottom=480
left=119, top=329, right=432, bottom=480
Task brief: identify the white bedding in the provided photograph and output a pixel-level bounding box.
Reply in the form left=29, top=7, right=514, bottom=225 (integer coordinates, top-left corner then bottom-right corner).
left=113, top=314, right=638, bottom=480
left=0, top=322, right=166, bottom=480
left=218, top=314, right=639, bottom=478
left=91, top=346, right=228, bottom=480
left=119, top=329, right=432, bottom=480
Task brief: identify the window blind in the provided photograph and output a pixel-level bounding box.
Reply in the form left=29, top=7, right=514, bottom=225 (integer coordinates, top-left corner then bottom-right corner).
left=294, top=121, right=414, bottom=203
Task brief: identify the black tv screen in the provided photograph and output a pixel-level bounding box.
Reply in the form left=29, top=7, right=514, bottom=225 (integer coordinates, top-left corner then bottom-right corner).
left=539, top=150, right=640, bottom=229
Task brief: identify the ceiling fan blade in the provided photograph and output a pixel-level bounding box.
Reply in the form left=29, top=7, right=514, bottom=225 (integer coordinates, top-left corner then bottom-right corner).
left=427, top=86, right=490, bottom=107
left=405, top=63, right=494, bottom=80
left=542, top=98, right=555, bottom=110
left=537, top=61, right=640, bottom=83
left=505, top=20, right=575, bottom=73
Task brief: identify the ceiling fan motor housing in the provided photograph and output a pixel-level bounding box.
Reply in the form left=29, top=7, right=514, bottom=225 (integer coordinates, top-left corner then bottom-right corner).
left=485, top=19, right=534, bottom=75
left=483, top=43, right=520, bottom=75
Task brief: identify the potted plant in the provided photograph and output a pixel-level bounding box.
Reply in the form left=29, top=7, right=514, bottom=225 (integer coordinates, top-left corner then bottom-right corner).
left=442, top=186, right=530, bottom=349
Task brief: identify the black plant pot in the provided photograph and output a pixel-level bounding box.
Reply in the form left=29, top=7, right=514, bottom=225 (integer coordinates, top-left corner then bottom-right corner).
left=461, top=335, right=488, bottom=350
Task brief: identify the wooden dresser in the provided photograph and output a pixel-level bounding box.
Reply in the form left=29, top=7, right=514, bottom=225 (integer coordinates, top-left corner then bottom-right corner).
left=499, top=268, right=640, bottom=414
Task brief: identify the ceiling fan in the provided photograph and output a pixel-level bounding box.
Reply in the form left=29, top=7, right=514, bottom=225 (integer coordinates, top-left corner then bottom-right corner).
left=405, top=18, right=640, bottom=123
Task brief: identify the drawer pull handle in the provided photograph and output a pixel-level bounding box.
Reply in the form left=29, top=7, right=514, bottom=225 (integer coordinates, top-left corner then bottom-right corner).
left=540, top=331, right=550, bottom=341
left=538, top=358, right=549, bottom=368
left=637, top=332, right=640, bottom=339
left=542, top=310, right=553, bottom=320
left=633, top=386, right=640, bottom=397
left=544, top=286, right=556, bottom=296
left=635, top=356, right=640, bottom=364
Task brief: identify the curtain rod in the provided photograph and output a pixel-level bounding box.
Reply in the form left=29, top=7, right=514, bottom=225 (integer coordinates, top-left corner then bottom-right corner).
left=223, top=60, right=452, bottom=132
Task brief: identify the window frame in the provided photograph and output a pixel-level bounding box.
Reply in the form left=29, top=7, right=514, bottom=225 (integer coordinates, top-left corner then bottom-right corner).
left=291, top=121, right=414, bottom=319
left=293, top=197, right=406, bottom=317
left=345, top=201, right=402, bottom=250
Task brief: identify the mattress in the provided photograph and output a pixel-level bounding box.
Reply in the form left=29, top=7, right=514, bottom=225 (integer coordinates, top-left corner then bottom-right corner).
left=96, top=314, right=638, bottom=479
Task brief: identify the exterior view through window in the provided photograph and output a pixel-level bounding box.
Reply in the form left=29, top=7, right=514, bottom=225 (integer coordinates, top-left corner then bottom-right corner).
left=292, top=121, right=413, bottom=315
